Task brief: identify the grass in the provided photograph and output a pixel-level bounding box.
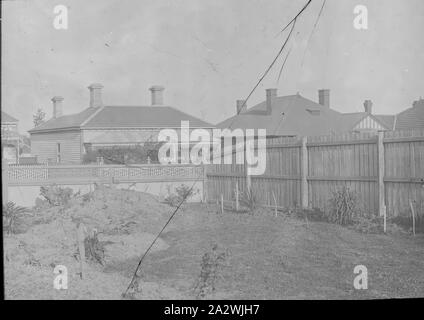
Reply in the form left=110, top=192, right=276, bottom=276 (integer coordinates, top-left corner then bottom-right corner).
left=4, top=198, right=424, bottom=299
left=139, top=203, right=424, bottom=299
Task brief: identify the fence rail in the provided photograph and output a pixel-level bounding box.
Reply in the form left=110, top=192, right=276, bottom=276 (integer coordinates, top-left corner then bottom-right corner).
left=206, top=130, right=424, bottom=217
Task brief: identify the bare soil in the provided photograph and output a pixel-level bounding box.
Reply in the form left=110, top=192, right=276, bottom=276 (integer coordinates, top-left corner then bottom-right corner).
left=4, top=188, right=424, bottom=299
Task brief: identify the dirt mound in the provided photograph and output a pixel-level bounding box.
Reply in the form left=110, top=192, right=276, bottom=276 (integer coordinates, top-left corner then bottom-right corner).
left=4, top=185, right=180, bottom=299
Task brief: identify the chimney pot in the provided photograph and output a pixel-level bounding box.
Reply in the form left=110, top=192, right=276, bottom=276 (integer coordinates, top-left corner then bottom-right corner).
left=149, top=85, right=165, bottom=106
left=364, top=100, right=373, bottom=114
left=88, top=83, right=104, bottom=108
left=318, top=89, right=330, bottom=108
left=236, top=100, right=247, bottom=114
left=412, top=98, right=424, bottom=108
left=51, top=96, right=64, bottom=119
left=266, top=88, right=277, bottom=114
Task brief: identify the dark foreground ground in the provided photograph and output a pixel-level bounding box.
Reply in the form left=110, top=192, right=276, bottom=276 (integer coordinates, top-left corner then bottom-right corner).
left=4, top=189, right=424, bottom=299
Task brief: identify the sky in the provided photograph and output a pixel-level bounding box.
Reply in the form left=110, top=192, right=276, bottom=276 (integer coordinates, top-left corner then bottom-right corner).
left=2, top=0, right=424, bottom=133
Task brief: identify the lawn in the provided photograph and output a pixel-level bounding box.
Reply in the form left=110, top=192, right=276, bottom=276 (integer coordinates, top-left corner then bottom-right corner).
left=4, top=187, right=424, bottom=299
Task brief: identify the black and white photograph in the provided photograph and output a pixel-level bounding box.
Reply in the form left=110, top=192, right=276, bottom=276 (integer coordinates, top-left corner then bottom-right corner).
left=1, top=0, right=424, bottom=304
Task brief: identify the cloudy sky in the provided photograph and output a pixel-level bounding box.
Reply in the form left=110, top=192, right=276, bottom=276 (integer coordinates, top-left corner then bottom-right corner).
left=2, top=0, right=424, bottom=132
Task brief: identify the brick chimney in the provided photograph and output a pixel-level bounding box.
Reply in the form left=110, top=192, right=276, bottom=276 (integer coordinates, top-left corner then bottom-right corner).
left=412, top=98, right=424, bottom=108
left=88, top=83, right=103, bottom=108
left=318, top=89, right=330, bottom=108
left=51, top=96, right=64, bottom=119
left=266, top=88, right=277, bottom=115
left=236, top=100, right=247, bottom=114
left=364, top=100, right=373, bottom=114
left=149, top=85, right=165, bottom=106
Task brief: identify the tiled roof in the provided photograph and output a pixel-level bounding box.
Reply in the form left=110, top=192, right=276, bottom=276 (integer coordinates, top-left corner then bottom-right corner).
left=217, top=94, right=345, bottom=136
left=83, top=106, right=213, bottom=128
left=1, top=111, right=19, bottom=123
left=395, top=99, right=424, bottom=130
left=29, top=105, right=214, bottom=133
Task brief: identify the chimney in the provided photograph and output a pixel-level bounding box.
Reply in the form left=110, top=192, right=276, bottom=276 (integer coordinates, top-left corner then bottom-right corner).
left=88, top=83, right=103, bottom=108
left=51, top=96, right=64, bottom=119
left=149, top=85, right=165, bottom=106
left=412, top=98, right=424, bottom=108
left=318, top=89, right=330, bottom=108
left=236, top=100, right=247, bottom=114
left=363, top=100, right=373, bottom=114
left=266, top=88, right=277, bottom=114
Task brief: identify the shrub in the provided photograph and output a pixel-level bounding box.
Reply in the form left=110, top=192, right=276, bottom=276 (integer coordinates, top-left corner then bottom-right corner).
left=83, top=142, right=163, bottom=164
left=39, top=184, right=73, bottom=207
left=239, top=187, right=260, bottom=213
left=164, top=184, right=197, bottom=207
left=193, top=244, right=229, bottom=299
left=3, top=201, right=30, bottom=235
left=326, top=186, right=362, bottom=225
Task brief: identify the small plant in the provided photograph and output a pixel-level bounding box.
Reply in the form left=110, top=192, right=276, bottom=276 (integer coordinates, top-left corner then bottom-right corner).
left=164, top=184, right=197, bottom=207
left=193, top=244, right=229, bottom=299
left=3, top=201, right=30, bottom=234
left=40, top=184, right=73, bottom=207
left=240, top=187, right=260, bottom=213
left=326, top=186, right=362, bottom=225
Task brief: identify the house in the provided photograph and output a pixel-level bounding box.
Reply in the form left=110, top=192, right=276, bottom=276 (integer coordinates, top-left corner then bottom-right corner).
left=217, top=89, right=398, bottom=136
left=339, top=100, right=395, bottom=132
left=28, top=84, right=214, bottom=164
left=394, top=98, right=424, bottom=130
left=1, top=111, right=21, bottom=163
left=218, top=89, right=345, bottom=137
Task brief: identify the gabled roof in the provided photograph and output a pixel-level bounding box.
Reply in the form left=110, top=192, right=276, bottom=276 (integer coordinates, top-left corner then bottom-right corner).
left=395, top=99, right=424, bottom=130
left=217, top=94, right=345, bottom=136
left=1, top=111, right=19, bottom=123
left=28, top=107, right=99, bottom=132
left=29, top=105, right=214, bottom=133
left=340, top=112, right=395, bottom=130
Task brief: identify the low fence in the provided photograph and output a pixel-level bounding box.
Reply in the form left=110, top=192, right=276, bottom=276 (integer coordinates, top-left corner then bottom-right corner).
left=2, top=162, right=206, bottom=206
left=5, top=163, right=205, bottom=186
left=206, top=130, right=424, bottom=217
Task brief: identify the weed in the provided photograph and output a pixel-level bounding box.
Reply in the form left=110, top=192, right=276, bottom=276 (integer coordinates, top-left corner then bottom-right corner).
left=193, top=244, right=229, bottom=299
left=3, top=202, right=31, bottom=235
left=326, top=186, right=362, bottom=225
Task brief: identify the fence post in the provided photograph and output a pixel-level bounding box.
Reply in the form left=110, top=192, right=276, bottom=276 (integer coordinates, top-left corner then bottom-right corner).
left=202, top=164, right=208, bottom=203
left=2, top=158, right=9, bottom=204
left=301, top=136, right=309, bottom=209
left=378, top=132, right=386, bottom=217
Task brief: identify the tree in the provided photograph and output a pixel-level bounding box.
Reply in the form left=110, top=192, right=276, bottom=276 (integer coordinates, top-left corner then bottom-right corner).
left=33, top=108, right=46, bottom=127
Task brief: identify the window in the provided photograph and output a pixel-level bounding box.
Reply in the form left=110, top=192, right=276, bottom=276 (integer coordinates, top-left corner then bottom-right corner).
left=56, top=143, right=61, bottom=163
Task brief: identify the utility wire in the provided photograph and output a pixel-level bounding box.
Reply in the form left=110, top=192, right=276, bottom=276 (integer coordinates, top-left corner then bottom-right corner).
left=277, top=44, right=293, bottom=84
left=228, top=0, right=313, bottom=129
left=276, top=0, right=312, bottom=36
left=301, top=0, right=326, bottom=66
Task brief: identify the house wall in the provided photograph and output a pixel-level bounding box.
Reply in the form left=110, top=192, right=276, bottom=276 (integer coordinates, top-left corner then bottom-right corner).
left=30, top=130, right=82, bottom=164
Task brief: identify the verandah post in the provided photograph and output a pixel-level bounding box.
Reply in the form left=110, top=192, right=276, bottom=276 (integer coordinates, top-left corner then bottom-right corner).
left=2, top=158, right=9, bottom=204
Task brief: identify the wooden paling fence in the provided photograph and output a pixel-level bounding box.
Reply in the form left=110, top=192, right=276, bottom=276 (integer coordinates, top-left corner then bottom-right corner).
left=206, top=130, right=424, bottom=217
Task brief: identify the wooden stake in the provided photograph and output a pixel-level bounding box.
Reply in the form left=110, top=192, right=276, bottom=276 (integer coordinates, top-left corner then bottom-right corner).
left=235, top=182, right=239, bottom=212
left=383, top=208, right=387, bottom=234
left=409, top=200, right=416, bottom=236
left=220, top=194, right=224, bottom=214
left=77, top=223, right=86, bottom=279
left=272, top=191, right=278, bottom=217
